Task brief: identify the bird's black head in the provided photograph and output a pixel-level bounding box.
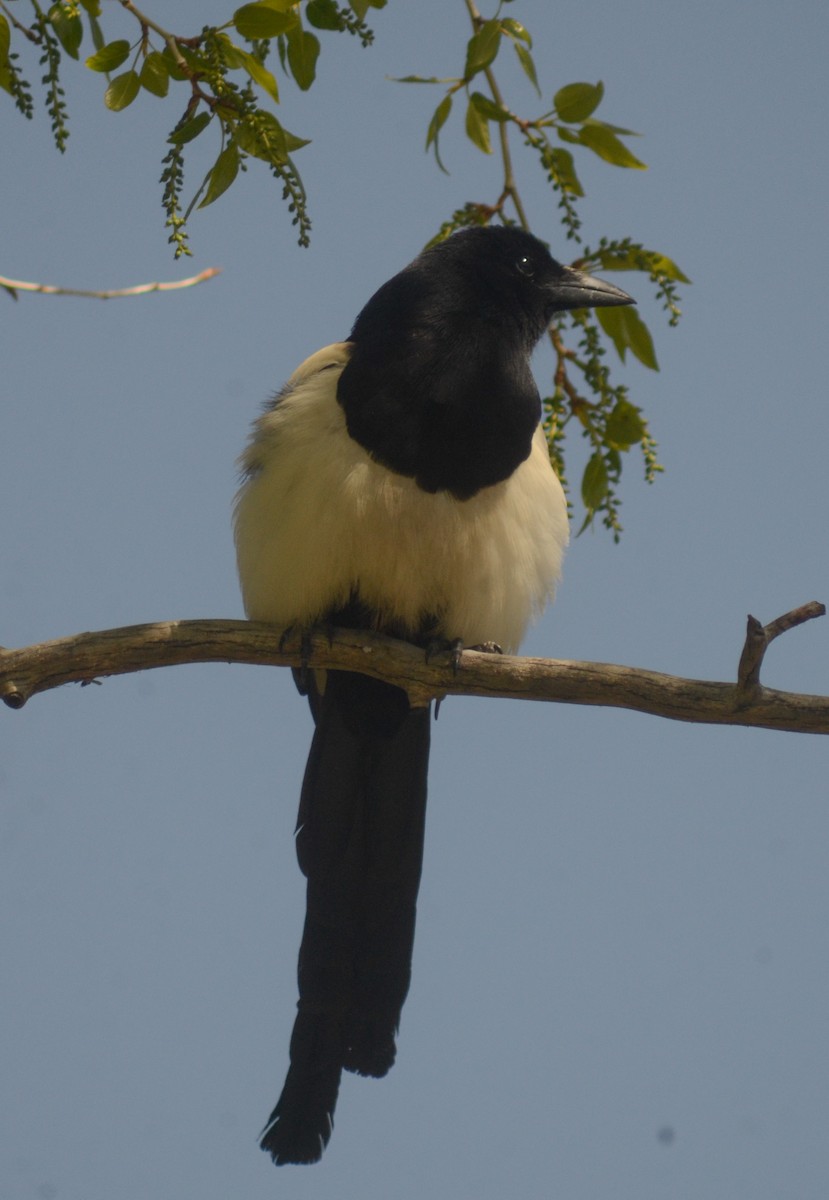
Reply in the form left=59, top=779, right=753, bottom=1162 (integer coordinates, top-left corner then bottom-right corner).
left=340, top=225, right=634, bottom=499
left=414, top=225, right=634, bottom=347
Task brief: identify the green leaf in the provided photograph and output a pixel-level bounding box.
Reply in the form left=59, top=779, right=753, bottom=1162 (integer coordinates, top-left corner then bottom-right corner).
left=513, top=42, right=539, bottom=95
left=553, top=80, right=604, bottom=123
left=286, top=27, right=320, bottom=90
left=582, top=116, right=639, bottom=137
left=0, top=14, right=10, bottom=68
left=596, top=305, right=658, bottom=369
left=306, top=0, right=343, bottom=31
left=139, top=51, right=169, bottom=98
left=168, top=110, right=211, bottom=144
left=605, top=399, right=646, bottom=449
left=104, top=70, right=140, bottom=111
left=199, top=143, right=240, bottom=208
left=393, top=74, right=457, bottom=84
left=594, top=306, right=627, bottom=359
left=238, top=118, right=284, bottom=162
left=426, top=93, right=451, bottom=147
left=592, top=247, right=643, bottom=271
left=595, top=246, right=690, bottom=284
left=577, top=123, right=647, bottom=169
left=233, top=3, right=297, bottom=39
left=501, top=17, right=531, bottom=46
left=87, top=13, right=105, bottom=52
left=645, top=252, right=689, bottom=283
left=469, top=90, right=507, bottom=122
left=228, top=42, right=280, bottom=102
left=350, top=0, right=386, bottom=15
left=622, top=308, right=658, bottom=369
left=49, top=3, right=83, bottom=59
left=239, top=111, right=311, bottom=159
left=556, top=125, right=580, bottom=145
left=581, top=453, right=609, bottom=510
left=547, top=146, right=583, bottom=195
left=464, top=18, right=501, bottom=79
left=85, top=39, right=130, bottom=73
left=465, top=97, right=492, bottom=154
left=79, top=0, right=101, bottom=14
left=281, top=126, right=311, bottom=152
left=237, top=112, right=311, bottom=163
left=425, top=93, right=452, bottom=172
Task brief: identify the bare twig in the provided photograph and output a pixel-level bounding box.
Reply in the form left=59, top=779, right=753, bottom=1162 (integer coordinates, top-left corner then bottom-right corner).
left=736, top=601, right=826, bottom=692
left=1, top=608, right=827, bottom=733
left=0, top=267, right=221, bottom=300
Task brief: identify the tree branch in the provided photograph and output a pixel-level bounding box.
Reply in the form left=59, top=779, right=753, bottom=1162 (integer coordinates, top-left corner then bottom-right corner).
left=1, top=604, right=827, bottom=733
left=0, top=267, right=221, bottom=301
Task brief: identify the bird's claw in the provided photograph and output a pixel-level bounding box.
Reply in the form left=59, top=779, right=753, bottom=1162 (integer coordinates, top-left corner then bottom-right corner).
left=426, top=635, right=504, bottom=674
left=425, top=636, right=465, bottom=675
left=467, top=640, right=503, bottom=655
left=280, top=624, right=315, bottom=693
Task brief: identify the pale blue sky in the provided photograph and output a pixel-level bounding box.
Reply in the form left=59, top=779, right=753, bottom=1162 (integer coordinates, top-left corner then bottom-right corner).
left=2, top=3, right=829, bottom=1198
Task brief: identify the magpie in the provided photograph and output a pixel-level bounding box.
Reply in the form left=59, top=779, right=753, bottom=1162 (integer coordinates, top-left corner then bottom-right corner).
left=234, top=225, right=634, bottom=1165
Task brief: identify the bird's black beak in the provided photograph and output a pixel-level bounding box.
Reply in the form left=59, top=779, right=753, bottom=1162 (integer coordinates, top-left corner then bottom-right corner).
left=548, top=266, right=635, bottom=312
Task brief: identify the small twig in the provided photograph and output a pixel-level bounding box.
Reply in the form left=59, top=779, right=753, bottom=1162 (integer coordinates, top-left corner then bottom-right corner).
left=764, top=601, right=826, bottom=641
left=463, top=0, right=530, bottom=231
left=736, top=602, right=826, bottom=691
left=550, top=324, right=581, bottom=397
left=736, top=615, right=767, bottom=690
left=0, top=0, right=41, bottom=42
left=0, top=267, right=221, bottom=300
left=118, top=0, right=200, bottom=72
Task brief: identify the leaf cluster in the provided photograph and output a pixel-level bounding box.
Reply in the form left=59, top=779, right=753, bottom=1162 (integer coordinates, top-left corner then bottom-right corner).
left=398, top=9, right=688, bottom=537
left=0, top=0, right=690, bottom=537
left=0, top=0, right=385, bottom=255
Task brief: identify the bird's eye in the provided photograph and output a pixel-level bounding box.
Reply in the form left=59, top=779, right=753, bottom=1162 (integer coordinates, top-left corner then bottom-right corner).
left=515, top=255, right=535, bottom=278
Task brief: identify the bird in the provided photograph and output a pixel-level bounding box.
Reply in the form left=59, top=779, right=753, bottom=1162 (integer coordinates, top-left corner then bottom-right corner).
left=233, top=224, right=634, bottom=1165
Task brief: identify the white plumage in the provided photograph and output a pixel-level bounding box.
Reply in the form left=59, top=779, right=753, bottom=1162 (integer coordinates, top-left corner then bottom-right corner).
left=234, top=342, right=569, bottom=655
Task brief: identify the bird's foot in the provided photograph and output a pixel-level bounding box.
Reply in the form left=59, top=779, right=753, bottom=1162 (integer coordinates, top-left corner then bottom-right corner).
left=425, top=637, right=503, bottom=675
left=279, top=624, right=317, bottom=693
left=424, top=636, right=465, bottom=674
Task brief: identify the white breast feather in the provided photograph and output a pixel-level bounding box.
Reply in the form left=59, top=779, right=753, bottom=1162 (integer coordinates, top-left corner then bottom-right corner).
left=234, top=343, right=569, bottom=654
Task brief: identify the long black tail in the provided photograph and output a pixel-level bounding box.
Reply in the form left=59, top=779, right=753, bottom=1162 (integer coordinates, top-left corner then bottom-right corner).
left=260, top=670, right=430, bottom=1165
